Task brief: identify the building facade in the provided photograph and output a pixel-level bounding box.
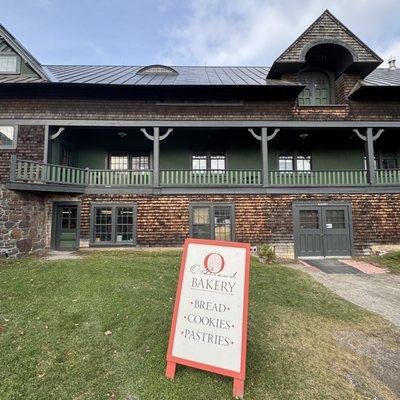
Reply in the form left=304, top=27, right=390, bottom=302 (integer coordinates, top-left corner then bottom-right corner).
left=1, top=10, right=400, bottom=258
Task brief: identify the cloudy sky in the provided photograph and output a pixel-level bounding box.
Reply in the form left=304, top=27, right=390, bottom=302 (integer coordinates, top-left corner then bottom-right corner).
left=1, top=0, right=399, bottom=67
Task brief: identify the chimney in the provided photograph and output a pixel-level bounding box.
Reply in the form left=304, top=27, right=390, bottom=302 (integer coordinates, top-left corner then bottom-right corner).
left=388, top=56, right=396, bottom=71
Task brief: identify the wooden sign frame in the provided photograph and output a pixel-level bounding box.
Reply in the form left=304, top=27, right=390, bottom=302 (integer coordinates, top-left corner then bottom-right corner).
left=166, top=238, right=250, bottom=398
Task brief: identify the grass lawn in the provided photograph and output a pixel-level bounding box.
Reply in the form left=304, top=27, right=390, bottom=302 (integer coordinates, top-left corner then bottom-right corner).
left=362, top=251, right=400, bottom=274
left=1, top=250, right=399, bottom=400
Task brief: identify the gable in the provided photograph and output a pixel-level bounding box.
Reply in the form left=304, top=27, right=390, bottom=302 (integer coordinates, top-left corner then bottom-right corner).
left=268, top=10, right=382, bottom=79
left=0, top=24, right=49, bottom=82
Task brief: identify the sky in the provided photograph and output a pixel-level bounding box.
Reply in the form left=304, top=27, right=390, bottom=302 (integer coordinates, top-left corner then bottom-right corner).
left=1, top=0, right=399, bottom=68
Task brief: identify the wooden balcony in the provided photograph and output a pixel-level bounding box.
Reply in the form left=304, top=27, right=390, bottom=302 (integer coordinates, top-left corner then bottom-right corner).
left=8, top=158, right=400, bottom=192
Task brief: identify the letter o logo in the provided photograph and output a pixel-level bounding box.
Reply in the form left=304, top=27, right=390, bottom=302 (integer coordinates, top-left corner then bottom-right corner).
left=204, top=253, right=225, bottom=274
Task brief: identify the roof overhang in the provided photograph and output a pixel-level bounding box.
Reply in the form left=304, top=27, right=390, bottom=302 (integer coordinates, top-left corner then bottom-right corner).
left=348, top=81, right=400, bottom=100
left=267, top=60, right=381, bottom=79
left=0, top=81, right=305, bottom=101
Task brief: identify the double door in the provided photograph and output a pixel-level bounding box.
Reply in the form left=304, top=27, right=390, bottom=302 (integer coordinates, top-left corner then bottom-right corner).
left=294, top=204, right=352, bottom=257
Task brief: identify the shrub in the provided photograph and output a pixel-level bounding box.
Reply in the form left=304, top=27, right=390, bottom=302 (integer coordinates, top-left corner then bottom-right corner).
left=256, top=244, right=276, bottom=264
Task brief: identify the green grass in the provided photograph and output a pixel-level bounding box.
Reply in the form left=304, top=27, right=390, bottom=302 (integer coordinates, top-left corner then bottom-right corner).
left=363, top=251, right=400, bottom=274
left=0, top=251, right=398, bottom=400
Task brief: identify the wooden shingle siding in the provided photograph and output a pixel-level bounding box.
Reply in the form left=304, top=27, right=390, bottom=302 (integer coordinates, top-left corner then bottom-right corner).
left=0, top=125, right=45, bottom=183
left=277, top=11, right=380, bottom=63
left=79, top=193, right=400, bottom=256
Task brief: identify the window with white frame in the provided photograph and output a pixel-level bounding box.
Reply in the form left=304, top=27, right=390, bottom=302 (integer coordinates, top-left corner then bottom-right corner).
left=278, top=152, right=311, bottom=171
left=191, top=153, right=226, bottom=170
left=109, top=153, right=150, bottom=170
left=0, top=126, right=15, bottom=148
left=0, top=55, right=19, bottom=73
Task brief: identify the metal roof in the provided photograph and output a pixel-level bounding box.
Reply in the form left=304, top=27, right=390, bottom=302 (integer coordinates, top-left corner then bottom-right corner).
left=362, top=68, right=400, bottom=86
left=43, top=65, right=298, bottom=86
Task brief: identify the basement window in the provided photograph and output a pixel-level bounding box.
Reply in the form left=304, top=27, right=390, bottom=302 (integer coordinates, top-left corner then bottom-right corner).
left=0, top=126, right=16, bottom=149
left=0, top=55, right=19, bottom=74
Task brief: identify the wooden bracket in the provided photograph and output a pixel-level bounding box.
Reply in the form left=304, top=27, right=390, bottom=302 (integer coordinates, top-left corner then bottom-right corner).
left=353, top=128, right=384, bottom=142
left=141, top=127, right=173, bottom=141
left=248, top=127, right=280, bottom=141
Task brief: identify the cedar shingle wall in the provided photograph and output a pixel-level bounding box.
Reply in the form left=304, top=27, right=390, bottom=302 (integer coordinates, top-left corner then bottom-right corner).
left=80, top=193, right=400, bottom=255
left=0, top=98, right=398, bottom=123
left=0, top=125, right=45, bottom=183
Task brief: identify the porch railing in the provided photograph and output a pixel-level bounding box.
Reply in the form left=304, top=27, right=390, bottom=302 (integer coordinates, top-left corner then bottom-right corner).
left=375, top=169, right=400, bottom=185
left=269, top=170, right=368, bottom=186
left=10, top=159, right=400, bottom=188
left=160, top=169, right=262, bottom=186
left=88, top=169, right=153, bottom=186
left=14, top=159, right=86, bottom=185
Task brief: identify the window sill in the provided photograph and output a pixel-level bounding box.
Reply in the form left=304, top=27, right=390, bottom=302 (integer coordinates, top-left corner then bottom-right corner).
left=296, top=104, right=348, bottom=107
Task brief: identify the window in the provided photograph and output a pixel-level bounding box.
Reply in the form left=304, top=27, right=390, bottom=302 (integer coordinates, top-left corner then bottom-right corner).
left=0, top=55, right=19, bottom=74
left=60, top=147, right=73, bottom=166
left=131, top=155, right=150, bottom=170
left=298, top=71, right=331, bottom=106
left=299, top=210, right=319, bottom=229
left=364, top=151, right=398, bottom=170
left=190, top=204, right=234, bottom=241
left=325, top=210, right=345, bottom=229
left=191, top=153, right=226, bottom=170
left=109, top=153, right=150, bottom=170
left=61, top=207, right=77, bottom=229
left=278, top=152, right=311, bottom=171
left=91, top=204, right=136, bottom=245
left=0, top=126, right=15, bottom=148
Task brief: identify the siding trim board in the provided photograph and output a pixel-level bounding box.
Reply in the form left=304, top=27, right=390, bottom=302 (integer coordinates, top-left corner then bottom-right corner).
left=0, top=120, right=400, bottom=128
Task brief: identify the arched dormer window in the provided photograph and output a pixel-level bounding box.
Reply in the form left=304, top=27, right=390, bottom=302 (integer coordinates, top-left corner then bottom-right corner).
left=298, top=71, right=331, bottom=105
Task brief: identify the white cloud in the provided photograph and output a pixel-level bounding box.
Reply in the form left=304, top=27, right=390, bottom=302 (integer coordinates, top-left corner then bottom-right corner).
left=161, top=0, right=400, bottom=67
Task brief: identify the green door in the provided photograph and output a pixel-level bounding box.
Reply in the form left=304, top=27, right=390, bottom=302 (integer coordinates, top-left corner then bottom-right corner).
left=55, top=205, right=78, bottom=250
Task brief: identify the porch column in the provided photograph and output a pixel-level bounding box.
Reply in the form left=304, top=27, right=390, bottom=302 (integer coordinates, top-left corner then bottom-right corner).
left=261, top=128, right=268, bottom=187
left=153, top=127, right=160, bottom=187
left=249, top=127, right=279, bottom=187
left=353, top=128, right=384, bottom=185
left=140, top=127, right=173, bottom=187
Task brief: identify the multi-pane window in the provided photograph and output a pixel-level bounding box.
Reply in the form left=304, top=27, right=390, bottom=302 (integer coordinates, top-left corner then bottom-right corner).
left=298, top=71, right=331, bottom=106
left=109, top=153, right=150, bottom=170
left=192, top=155, right=207, bottom=170
left=192, top=153, right=226, bottom=170
left=110, top=155, right=129, bottom=170
left=364, top=152, right=398, bottom=170
left=325, top=210, right=345, bottom=229
left=60, top=147, right=73, bottom=166
left=61, top=207, right=77, bottom=229
left=299, top=210, right=319, bottom=229
left=278, top=155, right=294, bottom=171
left=278, top=153, right=311, bottom=171
left=92, top=204, right=136, bottom=245
left=0, top=55, right=18, bottom=73
left=191, top=204, right=234, bottom=241
left=131, top=155, right=150, bottom=170
left=0, top=126, right=15, bottom=148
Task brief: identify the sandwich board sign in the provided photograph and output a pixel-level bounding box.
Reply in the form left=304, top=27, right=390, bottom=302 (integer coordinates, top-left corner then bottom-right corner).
left=166, top=238, right=250, bottom=398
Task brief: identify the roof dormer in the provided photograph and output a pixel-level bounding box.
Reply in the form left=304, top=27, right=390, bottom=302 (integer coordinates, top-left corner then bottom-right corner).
left=267, top=10, right=383, bottom=79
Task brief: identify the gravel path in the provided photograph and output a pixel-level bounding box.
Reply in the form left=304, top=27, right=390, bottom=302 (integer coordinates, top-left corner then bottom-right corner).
left=294, top=266, right=400, bottom=327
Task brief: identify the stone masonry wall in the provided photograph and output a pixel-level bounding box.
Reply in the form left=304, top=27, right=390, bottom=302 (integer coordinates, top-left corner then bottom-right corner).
left=0, top=185, right=46, bottom=258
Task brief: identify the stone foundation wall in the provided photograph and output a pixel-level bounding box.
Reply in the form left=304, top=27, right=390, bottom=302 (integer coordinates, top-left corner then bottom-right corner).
left=0, top=185, right=46, bottom=258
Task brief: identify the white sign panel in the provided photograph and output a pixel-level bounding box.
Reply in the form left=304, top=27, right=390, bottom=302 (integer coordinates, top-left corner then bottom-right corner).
left=166, top=238, right=250, bottom=397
